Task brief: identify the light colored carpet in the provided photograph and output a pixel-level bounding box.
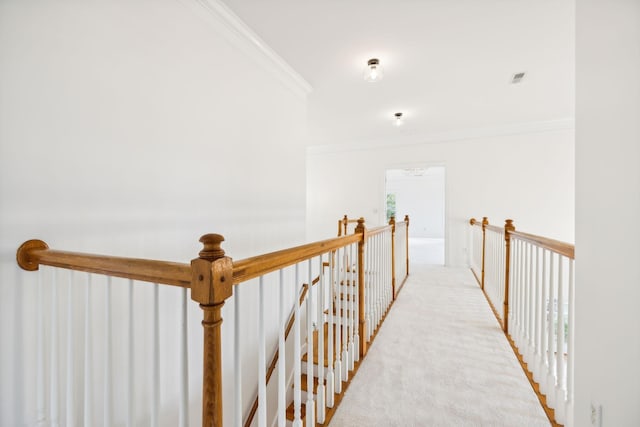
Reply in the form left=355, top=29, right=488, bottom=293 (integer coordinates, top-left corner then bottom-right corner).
left=330, top=265, right=550, bottom=427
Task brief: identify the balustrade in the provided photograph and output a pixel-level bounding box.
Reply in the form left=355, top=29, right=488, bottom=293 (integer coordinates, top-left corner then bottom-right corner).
left=469, top=217, right=575, bottom=426
left=16, top=215, right=409, bottom=427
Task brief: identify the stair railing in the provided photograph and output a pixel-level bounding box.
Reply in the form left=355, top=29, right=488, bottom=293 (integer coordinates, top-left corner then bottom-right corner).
left=391, top=215, right=410, bottom=296
left=337, top=215, right=359, bottom=237
left=17, top=215, right=410, bottom=427
left=468, top=217, right=575, bottom=426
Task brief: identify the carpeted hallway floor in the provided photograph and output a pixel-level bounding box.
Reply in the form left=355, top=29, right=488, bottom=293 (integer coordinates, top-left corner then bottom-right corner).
left=330, top=264, right=550, bottom=427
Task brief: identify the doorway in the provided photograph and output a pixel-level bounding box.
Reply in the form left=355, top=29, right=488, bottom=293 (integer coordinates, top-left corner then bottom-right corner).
left=385, top=166, right=445, bottom=265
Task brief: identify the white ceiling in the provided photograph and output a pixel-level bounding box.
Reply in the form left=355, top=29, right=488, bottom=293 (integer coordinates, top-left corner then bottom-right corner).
left=221, top=0, right=574, bottom=147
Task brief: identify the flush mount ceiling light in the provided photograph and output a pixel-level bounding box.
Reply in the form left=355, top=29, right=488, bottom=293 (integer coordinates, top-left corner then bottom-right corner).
left=364, top=58, right=383, bottom=82
left=394, top=112, right=404, bottom=126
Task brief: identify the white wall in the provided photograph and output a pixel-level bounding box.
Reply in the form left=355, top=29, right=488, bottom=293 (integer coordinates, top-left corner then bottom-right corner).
left=386, top=167, right=446, bottom=239
left=574, top=1, right=640, bottom=425
left=307, top=128, right=575, bottom=267
left=0, top=1, right=309, bottom=426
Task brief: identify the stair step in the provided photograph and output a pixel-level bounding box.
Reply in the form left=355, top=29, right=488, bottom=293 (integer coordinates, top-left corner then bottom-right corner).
left=300, top=373, right=320, bottom=393
left=285, top=399, right=316, bottom=424
left=302, top=323, right=345, bottom=367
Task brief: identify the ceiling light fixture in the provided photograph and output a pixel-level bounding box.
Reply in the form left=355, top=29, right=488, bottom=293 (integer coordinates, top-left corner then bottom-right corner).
left=394, top=112, right=404, bottom=126
left=364, top=58, right=383, bottom=82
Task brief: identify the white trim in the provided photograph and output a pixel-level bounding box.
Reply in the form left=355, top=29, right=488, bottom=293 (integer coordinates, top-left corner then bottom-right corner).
left=180, top=0, right=312, bottom=98
left=308, top=118, right=575, bottom=155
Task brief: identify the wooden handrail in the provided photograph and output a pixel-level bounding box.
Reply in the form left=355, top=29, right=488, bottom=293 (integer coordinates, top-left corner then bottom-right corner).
left=485, top=224, right=504, bottom=234
left=510, top=230, right=574, bottom=259
left=17, top=213, right=407, bottom=427
left=232, top=234, right=361, bottom=284
left=365, top=224, right=392, bottom=237
left=16, top=240, right=192, bottom=287
left=338, top=215, right=362, bottom=236
left=468, top=217, right=575, bottom=331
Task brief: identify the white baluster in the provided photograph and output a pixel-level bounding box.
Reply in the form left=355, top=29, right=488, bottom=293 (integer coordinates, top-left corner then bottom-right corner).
left=334, top=248, right=342, bottom=394
left=151, top=284, right=159, bottom=427
left=365, top=239, right=371, bottom=340
left=50, top=270, right=59, bottom=427
left=491, top=234, right=497, bottom=306
left=555, top=257, right=566, bottom=422
left=36, top=270, right=45, bottom=427
left=341, top=249, right=348, bottom=383
left=533, top=247, right=542, bottom=384
left=379, top=234, right=384, bottom=323
left=511, top=245, right=526, bottom=342
left=528, top=242, right=535, bottom=363
left=522, top=241, right=528, bottom=350
left=348, top=244, right=355, bottom=371
left=179, top=287, right=189, bottom=427
left=127, top=280, right=134, bottom=427
left=104, top=277, right=112, bottom=427
left=388, top=231, right=392, bottom=307
left=539, top=249, right=548, bottom=391
left=353, top=243, right=360, bottom=363
left=374, top=235, right=378, bottom=326
left=316, top=258, right=326, bottom=424
left=278, top=269, right=286, bottom=427
left=511, top=239, right=519, bottom=338
left=84, top=274, right=93, bottom=427
left=566, top=259, right=575, bottom=420
left=518, top=240, right=525, bottom=342
left=66, top=272, right=75, bottom=427
left=293, top=265, right=302, bottom=427
left=234, top=285, right=242, bottom=427
left=383, top=233, right=388, bottom=311
left=326, top=254, right=335, bottom=409
left=258, top=276, right=267, bottom=427
left=546, top=254, right=556, bottom=406
left=306, top=260, right=315, bottom=427
left=500, top=234, right=505, bottom=320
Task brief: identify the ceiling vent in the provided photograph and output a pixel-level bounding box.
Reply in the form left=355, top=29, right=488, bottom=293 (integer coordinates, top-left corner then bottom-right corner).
left=511, top=72, right=526, bottom=84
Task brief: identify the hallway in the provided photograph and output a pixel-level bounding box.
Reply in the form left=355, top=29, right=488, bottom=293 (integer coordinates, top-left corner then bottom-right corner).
left=330, top=264, right=550, bottom=426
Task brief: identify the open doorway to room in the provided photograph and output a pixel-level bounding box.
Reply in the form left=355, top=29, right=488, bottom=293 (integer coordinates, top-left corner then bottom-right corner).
left=385, top=166, right=445, bottom=265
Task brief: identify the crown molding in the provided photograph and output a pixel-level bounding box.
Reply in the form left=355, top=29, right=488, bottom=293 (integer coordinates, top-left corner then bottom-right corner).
left=307, top=118, right=575, bottom=155
left=181, top=0, right=312, bottom=98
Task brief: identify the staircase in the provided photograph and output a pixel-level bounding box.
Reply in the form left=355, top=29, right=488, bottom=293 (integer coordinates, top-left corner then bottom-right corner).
left=286, top=281, right=361, bottom=426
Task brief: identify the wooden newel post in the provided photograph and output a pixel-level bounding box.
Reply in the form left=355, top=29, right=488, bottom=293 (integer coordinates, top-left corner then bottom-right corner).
left=503, top=220, right=515, bottom=334
left=404, top=215, right=410, bottom=276
left=355, top=217, right=367, bottom=358
left=481, top=217, right=489, bottom=291
left=389, top=216, right=397, bottom=300
left=191, top=234, right=234, bottom=427
left=338, top=214, right=348, bottom=236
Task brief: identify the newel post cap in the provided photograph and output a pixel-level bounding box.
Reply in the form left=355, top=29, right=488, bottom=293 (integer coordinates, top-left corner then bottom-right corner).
left=198, top=234, right=226, bottom=261
left=191, top=234, right=233, bottom=305
left=16, top=239, right=49, bottom=271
